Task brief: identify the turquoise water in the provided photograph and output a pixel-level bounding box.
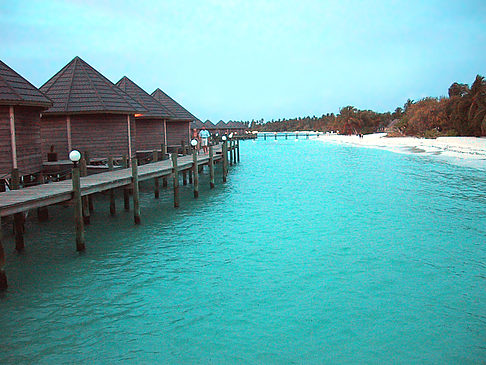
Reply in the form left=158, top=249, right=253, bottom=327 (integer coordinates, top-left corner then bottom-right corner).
left=1, top=139, right=485, bottom=363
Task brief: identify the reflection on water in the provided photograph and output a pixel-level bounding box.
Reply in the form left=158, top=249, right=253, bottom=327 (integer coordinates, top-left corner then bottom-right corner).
left=0, top=139, right=485, bottom=363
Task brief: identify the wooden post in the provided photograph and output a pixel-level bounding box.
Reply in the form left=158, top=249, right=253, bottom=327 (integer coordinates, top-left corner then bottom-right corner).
left=36, top=173, right=49, bottom=221
left=108, top=157, right=116, bottom=216
left=79, top=158, right=90, bottom=224
left=236, top=139, right=240, bottom=163
left=152, top=151, right=160, bottom=199
left=209, top=145, right=215, bottom=189
left=229, top=140, right=233, bottom=166
left=296, top=133, right=299, bottom=139
left=131, top=157, right=141, bottom=225
left=11, top=168, right=24, bottom=252
left=181, top=140, right=186, bottom=155
left=161, top=143, right=167, bottom=160
left=285, top=133, right=288, bottom=140
left=171, top=153, right=180, bottom=207
left=222, top=141, right=228, bottom=183
left=122, top=155, right=130, bottom=211
left=192, top=148, right=199, bottom=198
left=72, top=165, right=85, bottom=251
left=0, top=217, right=7, bottom=290
left=274, top=133, right=277, bottom=140
left=182, top=170, right=187, bottom=185
left=264, top=134, right=266, bottom=140
left=162, top=176, right=168, bottom=188
left=188, top=168, right=193, bottom=184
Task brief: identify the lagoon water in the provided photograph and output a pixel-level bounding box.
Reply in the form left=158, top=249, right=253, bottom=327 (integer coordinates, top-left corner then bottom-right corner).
left=1, top=138, right=485, bottom=363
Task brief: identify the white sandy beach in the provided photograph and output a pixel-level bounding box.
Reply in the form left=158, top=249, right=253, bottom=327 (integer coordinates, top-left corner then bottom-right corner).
left=317, top=133, right=486, bottom=169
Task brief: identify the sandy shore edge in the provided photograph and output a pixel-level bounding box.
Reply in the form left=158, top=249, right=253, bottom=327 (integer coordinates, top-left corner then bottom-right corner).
left=317, top=133, right=486, bottom=168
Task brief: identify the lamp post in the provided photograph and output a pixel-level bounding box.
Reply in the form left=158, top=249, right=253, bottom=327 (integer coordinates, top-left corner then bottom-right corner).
left=222, top=135, right=228, bottom=182
left=70, top=150, right=85, bottom=251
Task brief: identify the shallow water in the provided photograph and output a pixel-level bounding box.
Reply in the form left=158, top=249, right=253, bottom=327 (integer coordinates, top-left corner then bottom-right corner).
left=1, top=139, right=485, bottom=363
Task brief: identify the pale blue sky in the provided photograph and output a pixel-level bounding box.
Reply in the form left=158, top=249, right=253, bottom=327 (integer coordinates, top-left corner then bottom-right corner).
left=1, top=0, right=485, bottom=121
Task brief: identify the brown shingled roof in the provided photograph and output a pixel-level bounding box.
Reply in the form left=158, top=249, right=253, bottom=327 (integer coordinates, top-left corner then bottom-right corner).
left=40, top=56, right=146, bottom=115
left=151, top=88, right=198, bottom=122
left=0, top=59, right=52, bottom=108
left=116, top=76, right=174, bottom=119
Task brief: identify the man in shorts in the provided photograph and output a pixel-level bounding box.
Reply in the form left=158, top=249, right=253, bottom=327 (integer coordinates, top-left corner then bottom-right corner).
left=198, top=126, right=211, bottom=154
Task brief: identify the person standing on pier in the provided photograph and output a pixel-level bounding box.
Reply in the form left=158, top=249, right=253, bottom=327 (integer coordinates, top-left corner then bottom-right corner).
left=199, top=126, right=211, bottom=154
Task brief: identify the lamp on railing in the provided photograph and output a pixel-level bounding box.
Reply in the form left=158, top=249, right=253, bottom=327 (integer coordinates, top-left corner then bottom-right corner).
left=222, top=135, right=227, bottom=141
left=69, top=150, right=81, bottom=167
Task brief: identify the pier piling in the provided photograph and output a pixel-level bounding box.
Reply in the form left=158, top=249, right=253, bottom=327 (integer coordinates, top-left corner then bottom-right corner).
left=36, top=174, right=49, bottom=221
left=11, top=169, right=25, bottom=252
left=237, top=139, right=240, bottom=163
left=0, top=217, right=7, bottom=290
left=72, top=165, right=85, bottom=251
left=131, top=157, right=141, bottom=225
left=108, top=157, right=116, bottom=215
left=171, top=153, right=180, bottom=207
left=80, top=158, right=90, bottom=225
left=122, top=155, right=130, bottom=211
left=209, top=145, right=215, bottom=189
left=222, top=141, right=228, bottom=183
left=192, top=148, right=199, bottom=198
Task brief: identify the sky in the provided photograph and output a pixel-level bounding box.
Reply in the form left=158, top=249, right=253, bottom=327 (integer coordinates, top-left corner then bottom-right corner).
left=1, top=0, right=485, bottom=122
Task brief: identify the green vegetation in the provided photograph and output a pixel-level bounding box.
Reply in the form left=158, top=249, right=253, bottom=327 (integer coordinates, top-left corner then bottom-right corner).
left=250, top=75, right=486, bottom=137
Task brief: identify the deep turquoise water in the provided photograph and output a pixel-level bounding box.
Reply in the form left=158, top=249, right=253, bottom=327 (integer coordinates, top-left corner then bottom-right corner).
left=0, top=139, right=485, bottom=363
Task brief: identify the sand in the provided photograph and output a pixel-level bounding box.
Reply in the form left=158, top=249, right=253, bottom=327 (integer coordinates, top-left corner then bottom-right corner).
left=317, top=133, right=486, bottom=169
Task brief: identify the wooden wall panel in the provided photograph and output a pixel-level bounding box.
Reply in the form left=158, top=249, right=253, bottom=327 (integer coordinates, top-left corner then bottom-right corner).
left=40, top=115, right=69, bottom=160
left=71, top=114, right=134, bottom=159
left=0, top=106, right=12, bottom=176
left=14, top=107, right=43, bottom=174
left=166, top=121, right=189, bottom=146
left=135, top=118, right=164, bottom=151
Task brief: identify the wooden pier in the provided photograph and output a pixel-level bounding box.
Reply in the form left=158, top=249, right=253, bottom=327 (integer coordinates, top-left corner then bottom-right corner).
left=0, top=141, right=239, bottom=290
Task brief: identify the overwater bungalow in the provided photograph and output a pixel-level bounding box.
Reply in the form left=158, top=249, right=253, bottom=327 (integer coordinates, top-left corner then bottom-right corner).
left=0, top=59, right=52, bottom=181
left=116, top=77, right=174, bottom=152
left=39, top=57, right=145, bottom=161
left=151, top=88, right=197, bottom=148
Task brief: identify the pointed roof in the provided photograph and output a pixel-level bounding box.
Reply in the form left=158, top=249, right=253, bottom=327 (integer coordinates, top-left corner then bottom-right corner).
left=40, top=56, right=146, bottom=115
left=204, top=120, right=216, bottom=129
left=191, top=119, right=205, bottom=129
left=151, top=88, right=198, bottom=122
left=0, top=59, right=52, bottom=108
left=216, top=120, right=227, bottom=128
left=116, top=76, right=173, bottom=119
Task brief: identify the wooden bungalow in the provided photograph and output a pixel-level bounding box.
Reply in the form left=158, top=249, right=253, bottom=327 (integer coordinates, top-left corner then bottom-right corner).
left=0, top=59, right=52, bottom=180
left=116, top=77, right=174, bottom=152
left=151, top=88, right=197, bottom=147
left=39, top=57, right=145, bottom=162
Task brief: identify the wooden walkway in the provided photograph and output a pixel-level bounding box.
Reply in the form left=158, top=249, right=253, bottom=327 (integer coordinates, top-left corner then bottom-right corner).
left=0, top=146, right=223, bottom=218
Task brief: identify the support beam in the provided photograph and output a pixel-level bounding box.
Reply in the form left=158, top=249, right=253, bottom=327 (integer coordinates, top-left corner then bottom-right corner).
left=209, top=145, right=215, bottom=189
left=108, top=157, right=116, bottom=216
left=72, top=165, right=85, bottom=252
left=192, top=148, right=199, bottom=198
left=171, top=153, right=180, bottom=208
left=9, top=106, right=17, bottom=169
left=131, top=157, right=141, bottom=225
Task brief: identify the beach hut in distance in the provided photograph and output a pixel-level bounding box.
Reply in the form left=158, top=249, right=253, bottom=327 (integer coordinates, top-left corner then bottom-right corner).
left=151, top=88, right=197, bottom=147
left=116, top=77, right=174, bottom=152
left=0, top=59, right=52, bottom=179
left=40, top=56, right=145, bottom=161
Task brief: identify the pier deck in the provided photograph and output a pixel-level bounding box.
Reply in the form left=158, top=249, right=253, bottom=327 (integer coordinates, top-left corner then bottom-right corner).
left=0, top=148, right=222, bottom=217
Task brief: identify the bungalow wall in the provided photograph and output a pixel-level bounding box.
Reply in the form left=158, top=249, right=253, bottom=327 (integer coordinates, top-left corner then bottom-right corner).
left=41, top=113, right=136, bottom=160
left=166, top=121, right=189, bottom=146
left=0, top=105, right=43, bottom=176
left=135, top=118, right=164, bottom=151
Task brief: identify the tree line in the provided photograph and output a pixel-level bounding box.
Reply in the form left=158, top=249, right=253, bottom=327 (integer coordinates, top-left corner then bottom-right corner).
left=250, top=75, right=486, bottom=137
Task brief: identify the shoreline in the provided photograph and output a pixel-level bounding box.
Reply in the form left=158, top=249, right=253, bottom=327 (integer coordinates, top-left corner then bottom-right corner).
left=317, top=133, right=486, bottom=170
